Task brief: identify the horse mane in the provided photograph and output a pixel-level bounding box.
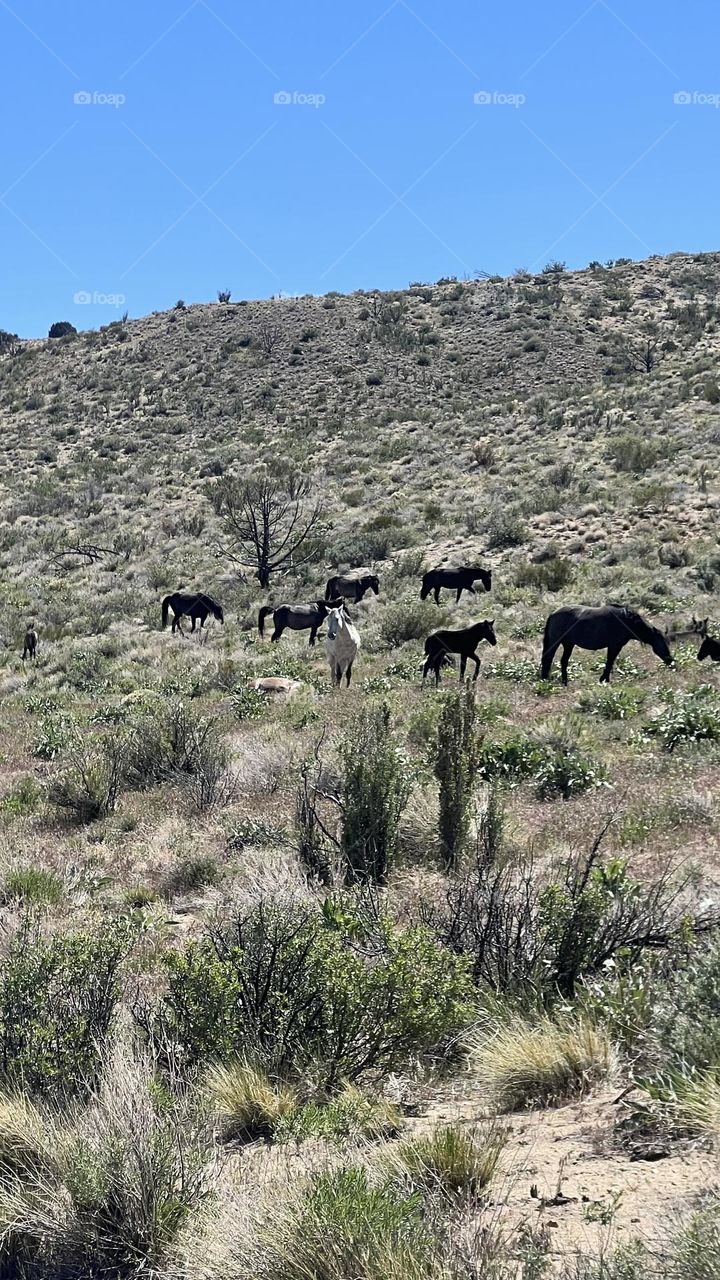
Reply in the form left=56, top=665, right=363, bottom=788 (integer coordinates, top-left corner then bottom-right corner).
left=613, top=605, right=657, bottom=642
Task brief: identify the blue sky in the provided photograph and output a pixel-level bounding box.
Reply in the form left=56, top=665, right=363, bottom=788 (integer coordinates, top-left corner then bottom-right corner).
left=2, top=0, right=719, bottom=336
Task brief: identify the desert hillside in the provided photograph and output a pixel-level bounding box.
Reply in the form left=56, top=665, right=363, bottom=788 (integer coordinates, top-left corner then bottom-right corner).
left=0, top=252, right=717, bottom=1278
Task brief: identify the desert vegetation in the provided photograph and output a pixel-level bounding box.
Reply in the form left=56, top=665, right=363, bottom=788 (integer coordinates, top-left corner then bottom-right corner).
left=0, top=253, right=717, bottom=1274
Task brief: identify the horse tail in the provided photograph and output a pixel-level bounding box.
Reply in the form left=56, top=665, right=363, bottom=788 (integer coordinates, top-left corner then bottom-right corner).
left=161, top=596, right=172, bottom=628
left=420, top=574, right=430, bottom=601
left=258, top=606, right=273, bottom=638
left=542, top=613, right=552, bottom=653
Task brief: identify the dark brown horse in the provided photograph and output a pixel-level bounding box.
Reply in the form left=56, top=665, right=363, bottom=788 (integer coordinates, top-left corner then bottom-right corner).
left=420, top=565, right=492, bottom=605
left=698, top=634, right=720, bottom=663
left=258, top=598, right=344, bottom=646
left=22, top=625, right=37, bottom=661
left=161, top=592, right=224, bottom=636
left=541, top=604, right=673, bottom=685
left=325, top=571, right=379, bottom=603
left=423, top=620, right=497, bottom=686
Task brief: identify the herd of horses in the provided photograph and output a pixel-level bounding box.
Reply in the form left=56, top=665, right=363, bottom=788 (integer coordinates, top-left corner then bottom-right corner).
left=159, top=567, right=719, bottom=690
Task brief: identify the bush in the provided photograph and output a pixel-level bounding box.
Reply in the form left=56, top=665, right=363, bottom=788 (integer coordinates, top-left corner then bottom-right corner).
left=48, top=737, right=127, bottom=823
left=647, top=687, right=720, bottom=751
left=379, top=598, right=440, bottom=648
left=0, top=1041, right=209, bottom=1275
left=0, top=919, right=128, bottom=1096
left=434, top=684, right=482, bottom=870
left=258, top=1167, right=437, bottom=1280
left=534, top=740, right=607, bottom=800
left=468, top=1014, right=617, bottom=1110
left=2, top=867, right=63, bottom=907
left=151, top=898, right=475, bottom=1088
left=390, top=1122, right=505, bottom=1201
left=47, top=321, right=76, bottom=339
left=278, top=1083, right=401, bottom=1145
left=479, top=735, right=543, bottom=782
left=340, top=704, right=411, bottom=884
left=515, top=558, right=574, bottom=591
left=608, top=434, right=663, bottom=473
left=484, top=506, right=528, bottom=549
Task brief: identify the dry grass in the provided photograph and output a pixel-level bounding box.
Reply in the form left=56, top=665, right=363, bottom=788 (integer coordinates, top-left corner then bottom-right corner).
left=467, top=1015, right=618, bottom=1111
left=203, top=1060, right=298, bottom=1140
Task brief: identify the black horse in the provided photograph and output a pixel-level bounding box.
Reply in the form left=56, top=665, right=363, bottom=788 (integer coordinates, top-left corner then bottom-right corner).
left=22, top=625, right=37, bottom=661
left=258, top=598, right=344, bottom=646
left=161, top=592, right=224, bottom=636
left=541, top=604, right=673, bottom=685
left=325, top=571, right=379, bottom=603
left=420, top=565, right=492, bottom=605
left=698, top=634, right=720, bottom=663
left=423, top=620, right=497, bottom=686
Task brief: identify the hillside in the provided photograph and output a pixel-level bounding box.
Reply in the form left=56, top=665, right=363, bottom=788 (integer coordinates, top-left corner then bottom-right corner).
left=0, top=252, right=717, bottom=1278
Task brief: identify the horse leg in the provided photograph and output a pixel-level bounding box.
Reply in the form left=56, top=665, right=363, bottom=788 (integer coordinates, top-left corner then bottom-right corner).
left=560, top=643, right=574, bottom=685
left=271, top=624, right=284, bottom=643
left=471, top=652, right=481, bottom=681
left=540, top=642, right=558, bottom=680
left=434, top=660, right=442, bottom=688
left=345, top=662, right=353, bottom=687
left=434, top=587, right=441, bottom=605
left=600, top=646, right=620, bottom=683
left=456, top=587, right=462, bottom=603
left=308, top=627, right=317, bottom=647
left=459, top=654, right=467, bottom=680
left=190, top=617, right=196, bottom=633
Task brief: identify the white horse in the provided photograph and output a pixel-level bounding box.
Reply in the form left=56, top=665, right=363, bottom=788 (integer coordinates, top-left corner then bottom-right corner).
left=325, top=607, right=360, bottom=687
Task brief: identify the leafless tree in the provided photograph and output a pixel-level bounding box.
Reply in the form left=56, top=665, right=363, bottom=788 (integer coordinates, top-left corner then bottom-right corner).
left=621, top=335, right=663, bottom=374
left=209, top=471, right=325, bottom=588
left=255, top=319, right=283, bottom=360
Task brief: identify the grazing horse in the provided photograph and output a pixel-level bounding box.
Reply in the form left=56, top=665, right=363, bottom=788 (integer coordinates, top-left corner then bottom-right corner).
left=258, top=598, right=344, bottom=647
left=541, top=604, right=673, bottom=685
left=161, top=592, right=224, bottom=636
left=423, top=620, right=497, bottom=686
left=420, top=565, right=492, bottom=605
left=698, top=634, right=720, bottom=663
left=22, top=625, right=37, bottom=662
left=325, top=571, right=380, bottom=603
left=326, top=607, right=360, bottom=687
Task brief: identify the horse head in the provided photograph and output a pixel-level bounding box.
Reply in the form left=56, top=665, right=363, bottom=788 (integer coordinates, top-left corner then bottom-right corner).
left=698, top=636, right=711, bottom=662
left=326, top=607, right=345, bottom=641
left=474, top=567, right=492, bottom=591
left=367, top=575, right=380, bottom=595
left=480, top=619, right=497, bottom=646
left=650, top=627, right=673, bottom=666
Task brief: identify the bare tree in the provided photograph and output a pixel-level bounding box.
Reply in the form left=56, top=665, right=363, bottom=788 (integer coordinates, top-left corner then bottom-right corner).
left=209, top=471, right=325, bottom=588
left=255, top=319, right=283, bottom=360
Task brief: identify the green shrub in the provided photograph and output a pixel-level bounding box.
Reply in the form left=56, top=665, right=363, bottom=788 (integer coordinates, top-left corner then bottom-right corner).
left=608, top=434, right=663, bottom=473
left=515, top=558, right=574, bottom=591
left=479, top=735, right=543, bottom=782
left=468, top=1014, right=617, bottom=1110
left=33, top=713, right=76, bottom=759
left=0, top=777, right=42, bottom=816
left=152, top=899, right=475, bottom=1088
left=340, top=704, right=411, bottom=884
left=278, top=1083, right=401, bottom=1145
left=0, top=919, right=128, bottom=1096
left=484, top=507, right=528, bottom=549
left=534, top=741, right=607, bottom=800
left=48, top=738, right=128, bottom=823
left=434, top=684, right=482, bottom=870
left=379, top=598, right=440, bottom=648
left=2, top=868, right=63, bottom=907
left=647, top=687, right=720, bottom=751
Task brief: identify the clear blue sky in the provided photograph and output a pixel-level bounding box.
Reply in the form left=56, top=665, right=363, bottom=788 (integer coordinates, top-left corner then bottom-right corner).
left=2, top=0, right=719, bottom=336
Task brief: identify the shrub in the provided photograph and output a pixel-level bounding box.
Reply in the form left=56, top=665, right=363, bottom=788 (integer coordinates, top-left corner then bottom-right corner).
left=534, top=741, right=607, bottom=799
left=0, top=918, right=128, bottom=1096
left=48, top=737, right=127, bottom=823
left=277, top=1083, right=401, bottom=1145
left=340, top=704, right=411, bottom=884
left=258, top=1167, right=437, bottom=1280
left=484, top=506, right=528, bottom=549
left=47, top=321, right=76, bottom=339
left=202, top=1060, right=297, bottom=1140
left=647, top=687, right=720, bottom=751
left=379, top=598, right=441, bottom=648
left=0, top=1041, right=209, bottom=1275
left=434, top=684, right=482, bottom=870
left=479, top=735, right=543, bottom=782
left=515, top=558, right=574, bottom=591
left=152, top=899, right=475, bottom=1088
left=390, top=1122, right=505, bottom=1200
left=468, top=1014, right=617, bottom=1110
left=608, top=434, right=663, bottom=473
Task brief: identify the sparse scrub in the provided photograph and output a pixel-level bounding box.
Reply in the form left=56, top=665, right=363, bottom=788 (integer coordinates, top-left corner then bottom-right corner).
left=203, top=1059, right=297, bottom=1140
left=340, top=703, right=411, bottom=884
left=434, top=683, right=482, bottom=870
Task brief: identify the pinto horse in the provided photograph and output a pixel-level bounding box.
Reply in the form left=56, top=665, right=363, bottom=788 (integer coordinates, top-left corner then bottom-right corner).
left=541, top=604, right=673, bottom=685
left=258, top=598, right=344, bottom=647
left=420, top=565, right=492, bottom=605
left=161, top=592, right=224, bottom=636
